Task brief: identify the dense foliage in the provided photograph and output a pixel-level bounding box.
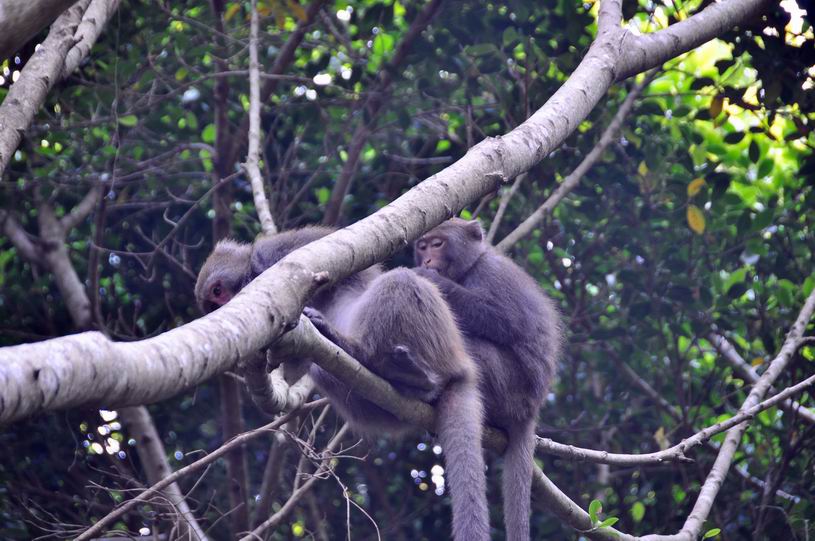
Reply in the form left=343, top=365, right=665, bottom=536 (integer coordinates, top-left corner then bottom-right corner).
left=0, top=0, right=813, bottom=539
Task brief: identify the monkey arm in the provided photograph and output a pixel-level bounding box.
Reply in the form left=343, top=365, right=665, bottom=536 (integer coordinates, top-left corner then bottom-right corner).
left=304, top=308, right=440, bottom=396
left=414, top=269, right=522, bottom=345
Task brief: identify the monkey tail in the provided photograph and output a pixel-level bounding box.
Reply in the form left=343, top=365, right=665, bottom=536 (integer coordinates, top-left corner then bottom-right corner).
left=436, top=378, right=490, bottom=541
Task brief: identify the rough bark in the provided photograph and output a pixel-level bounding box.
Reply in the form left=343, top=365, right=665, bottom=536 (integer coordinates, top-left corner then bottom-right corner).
left=0, top=0, right=78, bottom=60
left=0, top=0, right=90, bottom=176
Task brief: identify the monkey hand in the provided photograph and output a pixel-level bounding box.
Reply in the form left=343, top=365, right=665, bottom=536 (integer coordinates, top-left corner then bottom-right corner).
left=384, top=345, right=440, bottom=398
left=413, top=267, right=451, bottom=292
left=304, top=306, right=359, bottom=357
left=303, top=307, right=332, bottom=337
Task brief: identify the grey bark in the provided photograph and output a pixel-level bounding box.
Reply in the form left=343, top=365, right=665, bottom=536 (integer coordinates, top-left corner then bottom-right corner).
left=0, top=0, right=78, bottom=60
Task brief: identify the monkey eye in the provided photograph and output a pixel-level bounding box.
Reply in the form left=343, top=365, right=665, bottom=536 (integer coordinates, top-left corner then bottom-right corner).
left=212, top=284, right=223, bottom=298
left=431, top=239, right=444, bottom=248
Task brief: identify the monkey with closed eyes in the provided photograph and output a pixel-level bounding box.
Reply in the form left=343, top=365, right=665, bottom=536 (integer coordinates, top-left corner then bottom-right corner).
left=195, top=227, right=491, bottom=541
left=414, top=217, right=563, bottom=541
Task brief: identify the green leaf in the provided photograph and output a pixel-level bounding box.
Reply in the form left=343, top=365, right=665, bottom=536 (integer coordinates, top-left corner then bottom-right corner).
left=599, top=517, right=619, bottom=528
left=118, top=115, right=138, bottom=127
left=372, top=33, right=395, bottom=56
left=630, top=501, right=645, bottom=522
left=202, top=124, right=216, bottom=144
left=316, top=187, right=330, bottom=205
left=703, top=528, right=721, bottom=539
left=589, top=500, right=602, bottom=522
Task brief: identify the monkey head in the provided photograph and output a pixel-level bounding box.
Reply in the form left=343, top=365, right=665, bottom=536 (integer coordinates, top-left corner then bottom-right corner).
left=194, top=239, right=251, bottom=313
left=414, top=218, right=486, bottom=280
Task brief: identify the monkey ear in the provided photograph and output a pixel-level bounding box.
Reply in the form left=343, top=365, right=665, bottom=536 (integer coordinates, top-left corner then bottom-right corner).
left=465, top=220, right=484, bottom=241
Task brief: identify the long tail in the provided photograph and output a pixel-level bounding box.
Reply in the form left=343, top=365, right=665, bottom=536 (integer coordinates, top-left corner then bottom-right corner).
left=502, top=420, right=536, bottom=541
left=436, top=378, right=490, bottom=541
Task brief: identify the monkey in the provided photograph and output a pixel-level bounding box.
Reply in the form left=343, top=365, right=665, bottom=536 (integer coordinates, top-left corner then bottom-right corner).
left=413, top=217, right=564, bottom=541
left=194, top=239, right=252, bottom=314
left=195, top=227, right=491, bottom=541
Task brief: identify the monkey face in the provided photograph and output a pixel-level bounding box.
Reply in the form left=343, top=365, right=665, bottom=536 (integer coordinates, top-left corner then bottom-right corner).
left=414, top=218, right=485, bottom=280
left=414, top=234, right=451, bottom=276
left=199, top=278, right=238, bottom=313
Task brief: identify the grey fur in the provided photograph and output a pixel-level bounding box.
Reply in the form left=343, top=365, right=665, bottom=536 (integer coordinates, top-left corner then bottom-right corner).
left=414, top=217, right=564, bottom=541
left=197, top=227, right=491, bottom=541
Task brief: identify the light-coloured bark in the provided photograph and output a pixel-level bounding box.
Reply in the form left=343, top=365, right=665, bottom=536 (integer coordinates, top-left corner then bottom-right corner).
left=244, top=0, right=277, bottom=236
left=0, top=0, right=89, bottom=176
left=496, top=70, right=656, bottom=251
left=0, top=0, right=77, bottom=60
left=709, top=332, right=815, bottom=425
left=485, top=172, right=526, bottom=244
left=118, top=406, right=210, bottom=541
left=61, top=0, right=121, bottom=77
left=640, top=288, right=815, bottom=541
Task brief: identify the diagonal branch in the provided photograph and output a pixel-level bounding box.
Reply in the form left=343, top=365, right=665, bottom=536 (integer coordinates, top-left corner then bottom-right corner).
left=61, top=0, right=122, bottom=77
left=709, top=332, right=815, bottom=425
left=641, top=287, right=815, bottom=541
left=245, top=0, right=278, bottom=236
left=496, top=70, right=657, bottom=251
left=321, top=0, right=445, bottom=225
left=0, top=209, right=43, bottom=263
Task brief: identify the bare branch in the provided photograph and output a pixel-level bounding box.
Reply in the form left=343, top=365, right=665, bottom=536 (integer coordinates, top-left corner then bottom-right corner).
left=0, top=209, right=43, bottom=263
left=485, top=172, right=525, bottom=244
left=617, top=0, right=772, bottom=81
left=60, top=183, right=103, bottom=231
left=0, top=0, right=90, bottom=177
left=75, top=400, right=327, bottom=540
left=244, top=0, right=278, bottom=236
left=496, top=70, right=657, bottom=251
left=322, top=0, right=445, bottom=225
left=118, top=406, right=209, bottom=541
left=709, top=332, right=815, bottom=425
left=641, top=287, right=815, bottom=541
left=61, top=0, right=122, bottom=77
left=243, top=423, right=351, bottom=540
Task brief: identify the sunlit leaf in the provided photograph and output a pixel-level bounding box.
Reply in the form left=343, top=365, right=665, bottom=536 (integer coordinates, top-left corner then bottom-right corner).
left=630, top=501, right=645, bottom=523
left=687, top=178, right=706, bottom=197
left=709, top=96, right=724, bottom=119
left=118, top=115, right=138, bottom=127
left=687, top=205, right=705, bottom=234
left=589, top=500, right=602, bottom=522
left=703, top=528, right=721, bottom=539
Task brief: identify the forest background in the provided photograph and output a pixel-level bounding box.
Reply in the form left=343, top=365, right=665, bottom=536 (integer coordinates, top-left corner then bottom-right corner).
left=0, top=0, right=814, bottom=540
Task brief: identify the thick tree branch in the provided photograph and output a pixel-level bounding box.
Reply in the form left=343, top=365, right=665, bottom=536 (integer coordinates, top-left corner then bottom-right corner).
left=617, top=0, right=772, bottom=81
left=0, top=0, right=90, bottom=177
left=0, top=0, right=77, bottom=60
left=245, top=0, right=278, bottom=236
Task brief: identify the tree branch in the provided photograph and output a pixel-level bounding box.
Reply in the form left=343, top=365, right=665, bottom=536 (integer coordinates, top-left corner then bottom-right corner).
left=245, top=0, right=278, bottom=236
left=641, top=287, right=815, bottom=541
left=0, top=0, right=90, bottom=177
left=61, top=0, right=122, bottom=77
left=709, top=332, right=815, bottom=425
left=496, top=69, right=656, bottom=251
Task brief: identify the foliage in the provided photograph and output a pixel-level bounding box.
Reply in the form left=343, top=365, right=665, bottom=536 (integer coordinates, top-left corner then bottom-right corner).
left=0, top=0, right=813, bottom=539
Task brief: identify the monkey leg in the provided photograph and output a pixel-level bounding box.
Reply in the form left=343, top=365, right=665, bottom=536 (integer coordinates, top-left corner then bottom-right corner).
left=501, top=419, right=536, bottom=541
left=382, top=345, right=442, bottom=399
